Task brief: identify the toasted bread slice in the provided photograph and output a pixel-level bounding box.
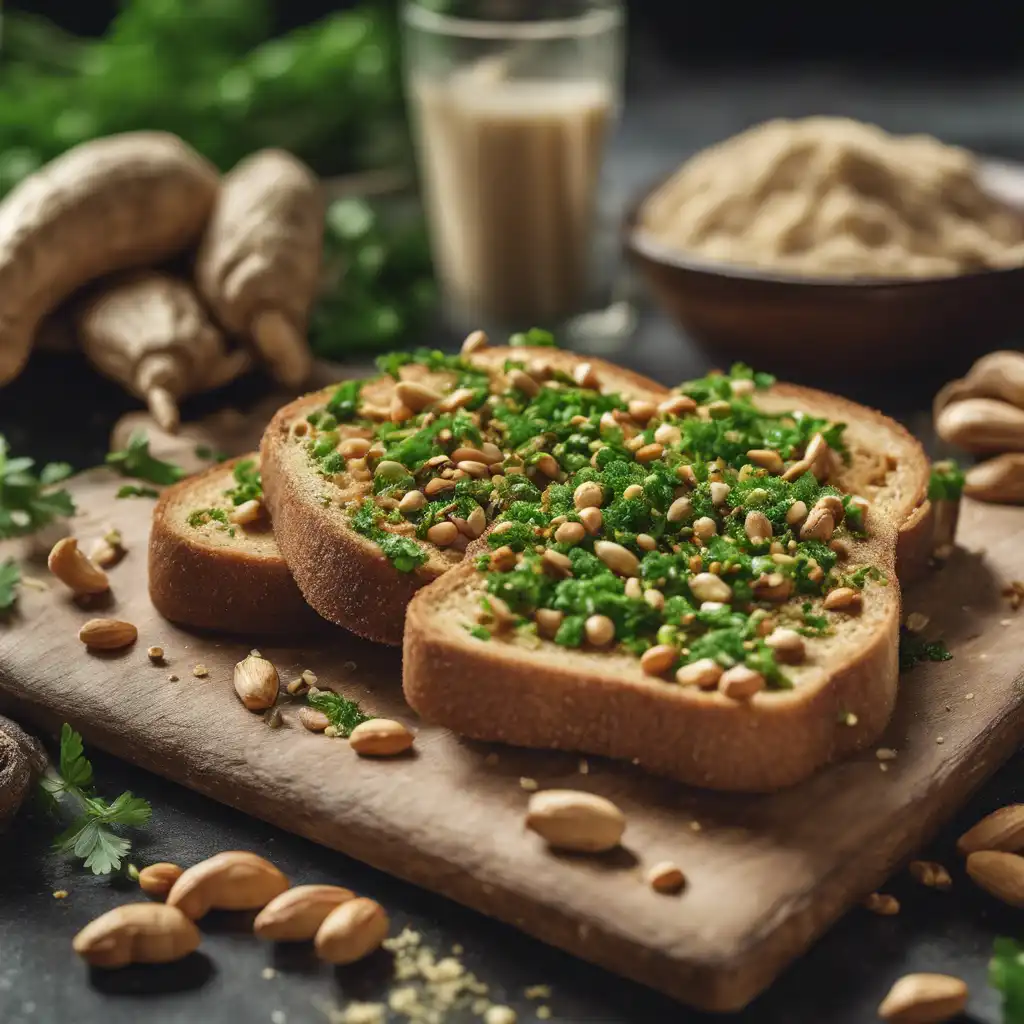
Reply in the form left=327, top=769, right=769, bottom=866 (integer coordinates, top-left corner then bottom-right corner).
left=260, top=347, right=669, bottom=644
left=149, top=455, right=320, bottom=636
left=403, top=373, right=912, bottom=792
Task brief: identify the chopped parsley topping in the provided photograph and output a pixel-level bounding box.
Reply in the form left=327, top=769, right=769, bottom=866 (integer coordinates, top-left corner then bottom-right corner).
left=509, top=327, right=556, bottom=347
left=306, top=689, right=372, bottom=736
left=899, top=629, right=953, bottom=671
left=224, top=459, right=262, bottom=505
left=928, top=460, right=966, bottom=502
left=116, top=484, right=159, bottom=499
left=0, top=434, right=75, bottom=538
left=295, top=346, right=881, bottom=691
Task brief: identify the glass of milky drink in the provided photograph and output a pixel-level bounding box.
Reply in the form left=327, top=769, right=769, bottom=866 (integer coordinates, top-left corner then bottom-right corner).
left=402, top=0, right=624, bottom=332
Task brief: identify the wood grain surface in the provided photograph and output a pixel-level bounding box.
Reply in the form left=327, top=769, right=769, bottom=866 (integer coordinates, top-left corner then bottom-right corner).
left=1, top=449, right=1022, bottom=1011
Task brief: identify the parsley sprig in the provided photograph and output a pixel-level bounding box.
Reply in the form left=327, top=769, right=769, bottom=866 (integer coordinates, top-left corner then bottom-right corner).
left=39, top=724, right=151, bottom=875
left=106, top=431, right=185, bottom=487
left=0, top=434, right=75, bottom=538
left=898, top=629, right=953, bottom=671
left=992, top=939, right=1024, bottom=1023
left=306, top=689, right=372, bottom=737
left=0, top=557, right=20, bottom=613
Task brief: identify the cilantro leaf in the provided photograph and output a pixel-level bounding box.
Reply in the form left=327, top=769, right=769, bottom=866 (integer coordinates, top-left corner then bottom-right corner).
left=41, top=724, right=151, bottom=876
left=0, top=558, right=20, bottom=613
left=0, top=435, right=77, bottom=538
left=116, top=484, right=160, bottom=499
left=991, top=938, right=1024, bottom=1023
left=306, top=690, right=373, bottom=737
left=106, top=431, right=185, bottom=486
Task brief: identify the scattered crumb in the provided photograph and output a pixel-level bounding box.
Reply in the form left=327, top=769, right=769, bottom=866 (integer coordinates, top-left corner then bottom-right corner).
left=261, top=967, right=277, bottom=980
left=875, top=748, right=898, bottom=761
left=484, top=1007, right=517, bottom=1024
left=21, top=576, right=48, bottom=591
left=879, top=763, right=889, bottom=773
left=944, top=704, right=952, bottom=712
left=52, top=890, right=68, bottom=900
left=484, top=753, right=499, bottom=767
left=271, top=1012, right=286, bottom=1024
left=1002, top=581, right=1024, bottom=611
left=909, top=860, right=952, bottom=891
left=192, top=664, right=208, bottom=678
left=844, top=712, right=859, bottom=727
left=689, top=821, right=702, bottom=832
left=578, top=759, right=589, bottom=775
left=863, top=892, right=900, bottom=915
left=536, top=1007, right=552, bottom=1020
left=147, top=646, right=164, bottom=662
left=302, top=669, right=318, bottom=686
left=451, top=944, right=463, bottom=956
left=905, top=611, right=930, bottom=633
left=167, top=674, right=179, bottom=682
left=264, top=708, right=283, bottom=729
left=966, top=693, right=975, bottom=701
left=519, top=777, right=538, bottom=792
left=1002, top=619, right=1014, bottom=627
left=525, top=986, right=551, bottom=1001
left=646, top=861, right=686, bottom=895
left=936, top=736, right=945, bottom=745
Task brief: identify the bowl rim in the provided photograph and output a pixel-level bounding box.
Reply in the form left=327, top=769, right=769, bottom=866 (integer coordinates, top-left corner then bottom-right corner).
left=623, top=155, right=1024, bottom=290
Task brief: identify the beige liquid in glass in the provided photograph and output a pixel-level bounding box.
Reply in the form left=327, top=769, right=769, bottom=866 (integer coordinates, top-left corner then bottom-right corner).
left=412, top=74, right=612, bottom=325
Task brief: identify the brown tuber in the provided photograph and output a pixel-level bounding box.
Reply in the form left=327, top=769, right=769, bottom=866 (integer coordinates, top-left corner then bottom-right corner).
left=195, top=149, right=323, bottom=389
left=76, top=272, right=250, bottom=433
left=0, top=132, right=218, bottom=387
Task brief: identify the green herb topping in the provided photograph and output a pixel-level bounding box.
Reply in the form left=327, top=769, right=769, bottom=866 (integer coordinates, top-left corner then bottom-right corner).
left=928, top=459, right=966, bottom=502
left=39, top=724, right=152, bottom=875
left=106, top=431, right=185, bottom=486
left=224, top=459, right=262, bottom=505
left=296, top=342, right=884, bottom=692
left=0, top=434, right=75, bottom=538
left=0, top=557, right=20, bottom=614
left=899, top=629, right=953, bottom=671
left=306, top=689, right=372, bottom=737
left=116, top=484, right=160, bottom=500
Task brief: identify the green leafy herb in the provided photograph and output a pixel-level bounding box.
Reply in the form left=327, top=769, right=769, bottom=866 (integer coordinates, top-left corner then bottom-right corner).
left=224, top=459, right=262, bottom=505
left=350, top=499, right=428, bottom=573
left=305, top=690, right=372, bottom=737
left=106, top=431, right=185, bottom=486
left=991, top=938, right=1024, bottom=1024
left=0, top=558, right=21, bottom=613
left=466, top=624, right=490, bottom=641
left=39, top=724, right=151, bottom=875
left=116, top=484, right=160, bottom=499
left=195, top=445, right=228, bottom=463
left=325, top=379, right=363, bottom=421
left=899, top=629, right=953, bottom=672
left=928, top=460, right=966, bottom=502
left=0, top=434, right=75, bottom=538
left=186, top=507, right=234, bottom=537
left=509, top=327, right=557, bottom=348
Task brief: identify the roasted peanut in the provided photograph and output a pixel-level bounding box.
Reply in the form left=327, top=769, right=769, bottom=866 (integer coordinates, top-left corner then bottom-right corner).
left=314, top=897, right=389, bottom=965
left=73, top=902, right=200, bottom=968
left=166, top=851, right=288, bottom=920
left=254, top=884, right=355, bottom=942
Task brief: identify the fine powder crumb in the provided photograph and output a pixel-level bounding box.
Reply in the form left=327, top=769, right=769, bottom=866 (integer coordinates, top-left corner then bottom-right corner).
left=936, top=736, right=945, bottom=745
left=519, top=777, right=538, bottom=792
left=192, top=664, right=209, bottom=678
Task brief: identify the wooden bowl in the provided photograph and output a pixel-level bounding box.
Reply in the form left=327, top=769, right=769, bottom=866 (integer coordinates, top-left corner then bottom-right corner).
left=624, top=158, right=1024, bottom=383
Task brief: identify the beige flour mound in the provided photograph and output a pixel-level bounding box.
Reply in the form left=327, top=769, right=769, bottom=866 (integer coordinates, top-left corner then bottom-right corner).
left=638, top=117, right=1024, bottom=278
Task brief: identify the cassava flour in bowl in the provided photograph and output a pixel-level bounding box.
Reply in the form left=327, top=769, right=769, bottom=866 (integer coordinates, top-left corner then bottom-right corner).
left=638, top=117, right=1024, bottom=278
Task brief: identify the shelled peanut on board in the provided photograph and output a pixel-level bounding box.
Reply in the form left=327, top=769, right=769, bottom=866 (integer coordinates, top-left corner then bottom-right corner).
left=76, top=271, right=250, bottom=433
left=935, top=350, right=1024, bottom=503
left=195, top=148, right=325, bottom=389
left=0, top=132, right=219, bottom=387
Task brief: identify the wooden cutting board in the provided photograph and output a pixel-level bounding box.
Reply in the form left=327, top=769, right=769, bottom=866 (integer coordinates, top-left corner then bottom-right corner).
left=1, top=452, right=1023, bottom=1012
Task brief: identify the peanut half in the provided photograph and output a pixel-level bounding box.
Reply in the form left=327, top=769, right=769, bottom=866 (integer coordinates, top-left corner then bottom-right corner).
left=233, top=653, right=279, bottom=711
left=525, top=790, right=625, bottom=853
left=957, top=804, right=1024, bottom=855
left=254, top=884, right=356, bottom=942
left=314, top=896, right=389, bottom=965
left=138, top=862, right=184, bottom=899
left=78, top=618, right=137, bottom=651
left=48, top=537, right=110, bottom=596
left=166, top=851, right=288, bottom=920
left=348, top=719, right=414, bottom=757
left=72, top=902, right=200, bottom=968
left=877, top=973, right=968, bottom=1023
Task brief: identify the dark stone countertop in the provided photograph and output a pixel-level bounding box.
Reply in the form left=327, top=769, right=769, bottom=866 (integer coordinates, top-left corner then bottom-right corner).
left=3, top=49, right=1024, bottom=1024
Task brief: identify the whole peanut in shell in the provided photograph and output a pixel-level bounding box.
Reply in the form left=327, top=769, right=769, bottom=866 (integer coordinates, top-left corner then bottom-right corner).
left=0, top=132, right=219, bottom=386
left=195, top=149, right=323, bottom=388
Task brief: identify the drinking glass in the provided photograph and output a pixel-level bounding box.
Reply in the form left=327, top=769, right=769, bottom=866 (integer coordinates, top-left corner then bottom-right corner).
left=402, top=0, right=625, bottom=336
